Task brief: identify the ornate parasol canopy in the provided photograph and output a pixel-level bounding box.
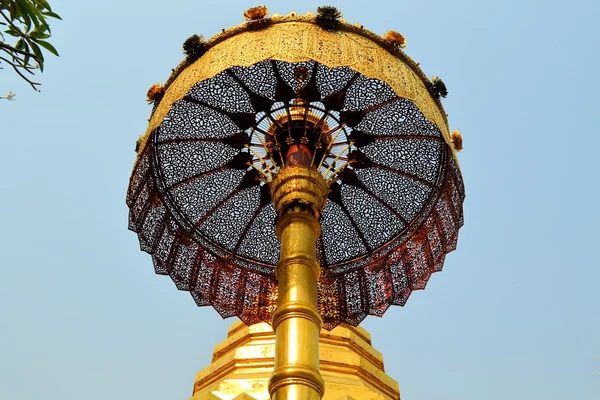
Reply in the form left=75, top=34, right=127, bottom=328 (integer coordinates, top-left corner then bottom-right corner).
left=127, top=11, right=464, bottom=330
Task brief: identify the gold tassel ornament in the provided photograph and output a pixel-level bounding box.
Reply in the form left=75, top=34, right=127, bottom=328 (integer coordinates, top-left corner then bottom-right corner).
left=429, top=76, right=448, bottom=99
left=182, top=34, right=206, bottom=61
left=244, top=5, right=268, bottom=21
left=384, top=30, right=407, bottom=48
left=146, top=83, right=164, bottom=104
left=452, top=130, right=463, bottom=151
left=316, top=6, right=342, bottom=30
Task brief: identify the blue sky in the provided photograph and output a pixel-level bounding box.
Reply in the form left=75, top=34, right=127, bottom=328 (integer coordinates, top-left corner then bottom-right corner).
left=1, top=1, right=598, bottom=399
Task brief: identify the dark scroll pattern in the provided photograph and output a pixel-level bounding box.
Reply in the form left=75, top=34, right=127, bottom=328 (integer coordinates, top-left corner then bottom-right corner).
left=127, top=60, right=465, bottom=330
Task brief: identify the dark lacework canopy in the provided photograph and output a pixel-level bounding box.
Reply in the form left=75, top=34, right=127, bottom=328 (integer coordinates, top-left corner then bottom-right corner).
left=127, top=59, right=464, bottom=329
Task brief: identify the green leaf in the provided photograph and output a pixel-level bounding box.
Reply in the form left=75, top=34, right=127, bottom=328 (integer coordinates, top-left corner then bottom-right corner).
left=35, top=39, right=58, bottom=56
left=14, top=2, right=33, bottom=32
left=12, top=3, right=22, bottom=19
left=8, top=2, right=18, bottom=20
left=4, top=27, right=21, bottom=37
left=16, top=0, right=48, bottom=31
left=31, top=0, right=51, bottom=10
left=29, top=40, right=44, bottom=71
left=41, top=10, right=61, bottom=20
left=30, top=30, right=51, bottom=39
left=21, top=41, right=32, bottom=68
left=15, top=0, right=39, bottom=28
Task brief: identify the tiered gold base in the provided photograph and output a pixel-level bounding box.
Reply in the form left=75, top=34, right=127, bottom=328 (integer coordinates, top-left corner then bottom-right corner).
left=190, top=321, right=400, bottom=400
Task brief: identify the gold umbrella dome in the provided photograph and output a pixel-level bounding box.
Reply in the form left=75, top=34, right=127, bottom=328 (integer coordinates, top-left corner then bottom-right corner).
left=128, top=9, right=464, bottom=330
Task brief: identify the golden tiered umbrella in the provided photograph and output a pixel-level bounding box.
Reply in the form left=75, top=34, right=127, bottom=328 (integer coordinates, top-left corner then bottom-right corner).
left=127, top=7, right=464, bottom=400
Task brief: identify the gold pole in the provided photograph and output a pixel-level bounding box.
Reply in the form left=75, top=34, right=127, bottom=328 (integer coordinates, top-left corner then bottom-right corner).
left=268, top=167, right=328, bottom=400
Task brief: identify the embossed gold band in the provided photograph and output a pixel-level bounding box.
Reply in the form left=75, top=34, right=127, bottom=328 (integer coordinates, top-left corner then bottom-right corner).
left=136, top=13, right=453, bottom=166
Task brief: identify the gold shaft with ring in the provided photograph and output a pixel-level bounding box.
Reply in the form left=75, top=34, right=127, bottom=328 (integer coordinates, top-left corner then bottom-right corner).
left=268, top=167, right=329, bottom=400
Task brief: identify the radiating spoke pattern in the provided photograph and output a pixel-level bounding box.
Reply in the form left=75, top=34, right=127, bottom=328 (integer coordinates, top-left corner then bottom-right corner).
left=127, top=59, right=465, bottom=329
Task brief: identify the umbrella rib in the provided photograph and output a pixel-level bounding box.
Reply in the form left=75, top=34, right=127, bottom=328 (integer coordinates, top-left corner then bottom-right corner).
left=364, top=163, right=439, bottom=190
left=181, top=95, right=229, bottom=116
left=362, top=134, right=443, bottom=142
left=232, top=202, right=268, bottom=256
left=166, top=165, right=229, bottom=191
left=355, top=184, right=410, bottom=228
left=432, top=209, right=448, bottom=252
left=181, top=95, right=254, bottom=129
left=192, top=188, right=241, bottom=231
left=188, top=246, right=205, bottom=291
left=318, top=235, right=328, bottom=269
left=156, top=136, right=242, bottom=145
left=128, top=167, right=152, bottom=208
left=360, top=96, right=401, bottom=114
left=339, top=200, right=373, bottom=253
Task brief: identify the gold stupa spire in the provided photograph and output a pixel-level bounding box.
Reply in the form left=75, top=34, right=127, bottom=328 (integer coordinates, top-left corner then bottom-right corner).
left=191, top=321, right=400, bottom=400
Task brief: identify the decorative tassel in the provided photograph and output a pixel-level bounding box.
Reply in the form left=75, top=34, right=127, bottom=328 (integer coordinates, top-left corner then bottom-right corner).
left=179, top=232, right=194, bottom=247
left=452, top=130, right=463, bottom=151
left=146, top=83, right=164, bottom=104
left=412, top=231, right=426, bottom=244
left=244, top=5, right=268, bottom=21
left=429, top=76, right=448, bottom=99
left=384, top=30, right=407, bottom=48
left=150, top=193, right=162, bottom=207
left=367, top=260, right=386, bottom=273
left=182, top=34, right=206, bottom=61
left=316, top=6, right=342, bottom=30
left=293, top=65, right=310, bottom=82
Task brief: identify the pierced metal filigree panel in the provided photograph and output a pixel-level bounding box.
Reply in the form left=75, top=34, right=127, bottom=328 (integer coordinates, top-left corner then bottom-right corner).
left=127, top=59, right=464, bottom=330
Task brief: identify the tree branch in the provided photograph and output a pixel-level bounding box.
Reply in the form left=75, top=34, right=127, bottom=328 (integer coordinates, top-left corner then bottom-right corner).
left=0, top=9, right=21, bottom=29
left=0, top=55, right=40, bottom=90
left=0, top=42, right=36, bottom=58
left=0, top=47, right=38, bottom=74
left=1, top=2, right=61, bottom=91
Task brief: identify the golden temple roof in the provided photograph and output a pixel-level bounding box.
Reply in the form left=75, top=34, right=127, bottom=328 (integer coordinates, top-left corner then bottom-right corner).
left=191, top=321, right=400, bottom=400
